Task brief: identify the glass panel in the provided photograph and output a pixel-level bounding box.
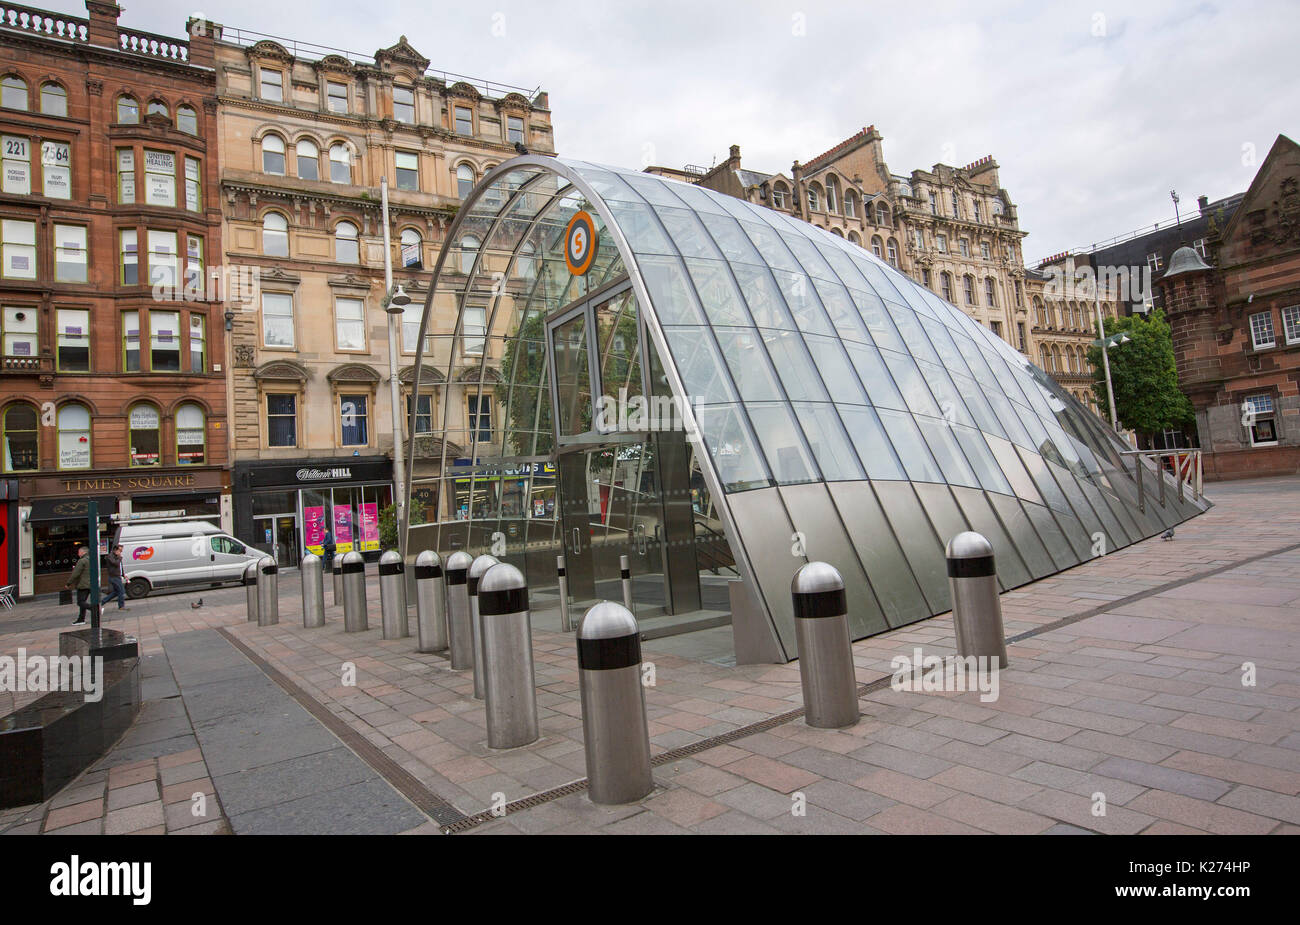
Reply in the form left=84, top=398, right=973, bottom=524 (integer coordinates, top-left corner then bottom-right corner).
left=731, top=263, right=794, bottom=330
left=683, top=258, right=751, bottom=327
left=836, top=405, right=906, bottom=480
left=792, top=402, right=865, bottom=481
left=694, top=405, right=768, bottom=491
left=761, top=329, right=828, bottom=401
left=714, top=329, right=781, bottom=401
left=637, top=254, right=703, bottom=325
left=552, top=312, right=591, bottom=437
left=877, top=409, right=943, bottom=483
left=747, top=402, right=816, bottom=486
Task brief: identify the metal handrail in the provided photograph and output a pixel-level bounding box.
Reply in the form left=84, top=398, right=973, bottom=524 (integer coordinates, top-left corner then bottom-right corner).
left=1121, top=449, right=1203, bottom=510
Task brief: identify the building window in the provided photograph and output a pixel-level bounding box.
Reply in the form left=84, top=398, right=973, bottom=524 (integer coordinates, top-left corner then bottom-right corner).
left=1193, top=238, right=1209, bottom=260
left=147, top=230, right=178, bottom=287
left=928, top=191, right=937, bottom=214
left=56, top=309, right=89, bottom=371
left=980, top=241, right=991, bottom=260
left=807, top=186, right=819, bottom=211
left=266, top=394, right=297, bottom=447
left=3, top=134, right=31, bottom=194
left=1016, top=321, right=1027, bottom=351
left=400, top=228, right=422, bottom=269
left=335, top=297, right=366, bottom=350
left=340, top=394, right=368, bottom=445
left=1249, top=310, right=1276, bottom=350
left=1, top=75, right=28, bottom=111
left=1243, top=394, right=1277, bottom=447
left=184, top=156, right=201, bottom=211
left=940, top=272, right=953, bottom=302
left=950, top=190, right=959, bottom=217
left=41, top=140, right=70, bottom=198
left=176, top=105, right=198, bottom=135
left=507, top=115, right=524, bottom=145
left=455, top=105, right=473, bottom=135
left=990, top=320, right=1003, bottom=339
left=175, top=403, right=205, bottom=464
left=936, top=234, right=947, bottom=254
left=973, top=201, right=982, bottom=223
left=456, top=163, right=475, bottom=199
left=296, top=139, right=319, bottom=180
left=844, top=190, right=857, bottom=218
left=115, top=229, right=138, bottom=286
left=2, top=404, right=37, bottom=472
left=335, top=222, right=359, bottom=264
left=150, top=310, right=180, bottom=371
left=327, top=81, right=348, bottom=113
left=259, top=67, right=283, bottom=102
left=146, top=100, right=168, bottom=118
left=886, top=239, right=899, bottom=267
left=393, top=86, right=415, bottom=123
left=825, top=177, right=838, bottom=213
left=1146, top=252, right=1163, bottom=272
left=459, top=234, right=480, bottom=275
left=922, top=268, right=931, bottom=287
left=984, top=278, right=997, bottom=307
left=57, top=403, right=91, bottom=469
left=2, top=306, right=37, bottom=358
left=467, top=394, right=492, bottom=444
left=406, top=394, right=433, bottom=434
left=876, top=202, right=889, bottom=226
left=262, top=212, right=289, bottom=257
left=54, top=225, right=87, bottom=283
left=184, top=237, right=203, bottom=294
left=116, top=149, right=134, bottom=203
left=1282, top=305, right=1300, bottom=345
left=261, top=134, right=285, bottom=175
left=144, top=150, right=175, bottom=207
left=395, top=150, right=419, bottom=191
left=959, top=238, right=970, bottom=258
left=116, top=95, right=138, bottom=123
left=261, top=292, right=294, bottom=348
left=402, top=302, right=423, bottom=353
left=0, top=218, right=35, bottom=281
left=963, top=275, right=976, bottom=305
left=189, top=312, right=206, bottom=372
left=329, top=143, right=350, bottom=183
left=463, top=304, right=486, bottom=354
left=870, top=236, right=883, bottom=258
left=773, top=183, right=787, bottom=209
left=122, top=310, right=140, bottom=371
left=1014, top=279, right=1023, bottom=307
left=128, top=403, right=161, bottom=466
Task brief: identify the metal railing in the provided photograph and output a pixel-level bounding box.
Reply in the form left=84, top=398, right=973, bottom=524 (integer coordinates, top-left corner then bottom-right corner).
left=1122, top=449, right=1203, bottom=511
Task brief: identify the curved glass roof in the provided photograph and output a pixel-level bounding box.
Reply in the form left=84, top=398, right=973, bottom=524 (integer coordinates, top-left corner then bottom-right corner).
left=405, top=156, right=1210, bottom=661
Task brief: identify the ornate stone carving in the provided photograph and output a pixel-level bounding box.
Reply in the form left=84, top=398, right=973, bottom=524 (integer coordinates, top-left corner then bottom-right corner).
left=233, top=344, right=257, bottom=367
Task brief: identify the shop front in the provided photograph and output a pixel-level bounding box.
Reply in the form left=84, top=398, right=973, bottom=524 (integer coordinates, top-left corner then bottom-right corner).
left=17, top=468, right=231, bottom=597
left=232, top=457, right=392, bottom=567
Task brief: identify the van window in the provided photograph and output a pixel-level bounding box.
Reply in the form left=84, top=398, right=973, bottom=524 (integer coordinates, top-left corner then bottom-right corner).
left=211, top=536, right=245, bottom=555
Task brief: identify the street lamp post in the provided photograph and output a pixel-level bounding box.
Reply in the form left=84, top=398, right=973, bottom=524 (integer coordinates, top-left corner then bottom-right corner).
left=380, top=176, right=410, bottom=557
left=1093, top=291, right=1130, bottom=434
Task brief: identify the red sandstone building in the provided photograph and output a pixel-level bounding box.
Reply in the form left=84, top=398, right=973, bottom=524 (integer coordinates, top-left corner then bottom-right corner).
left=1159, top=135, right=1300, bottom=480
left=0, top=2, right=227, bottom=596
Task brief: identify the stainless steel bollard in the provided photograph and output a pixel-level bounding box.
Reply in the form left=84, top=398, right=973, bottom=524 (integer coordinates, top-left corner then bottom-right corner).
left=256, top=555, right=279, bottom=627
left=946, top=532, right=1008, bottom=669
left=619, top=554, right=633, bottom=611
left=331, top=558, right=343, bottom=607
left=478, top=563, right=540, bottom=749
left=301, top=553, right=325, bottom=628
left=467, top=554, right=498, bottom=700
left=577, top=601, right=653, bottom=804
left=444, top=551, right=474, bottom=670
left=244, top=560, right=259, bottom=623
left=378, top=550, right=409, bottom=640
left=791, top=561, right=859, bottom=729
left=414, top=550, right=447, bottom=653
left=341, top=550, right=368, bottom=633
left=557, top=554, right=571, bottom=632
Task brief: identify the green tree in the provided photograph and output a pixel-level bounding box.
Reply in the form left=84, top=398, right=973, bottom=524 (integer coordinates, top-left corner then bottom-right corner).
left=378, top=502, right=425, bottom=550
left=1087, top=309, right=1194, bottom=438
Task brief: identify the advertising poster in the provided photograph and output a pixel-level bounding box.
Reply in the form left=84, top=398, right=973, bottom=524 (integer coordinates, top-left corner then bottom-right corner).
left=334, top=505, right=354, bottom=553
left=303, top=506, right=325, bottom=555
left=359, top=503, right=379, bottom=552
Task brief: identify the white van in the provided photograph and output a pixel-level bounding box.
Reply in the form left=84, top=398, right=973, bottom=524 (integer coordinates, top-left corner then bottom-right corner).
left=113, top=520, right=262, bottom=599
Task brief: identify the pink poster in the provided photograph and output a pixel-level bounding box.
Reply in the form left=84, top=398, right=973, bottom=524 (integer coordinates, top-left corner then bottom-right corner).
left=304, top=506, right=325, bottom=555
left=359, top=502, right=379, bottom=552
left=334, top=505, right=354, bottom=553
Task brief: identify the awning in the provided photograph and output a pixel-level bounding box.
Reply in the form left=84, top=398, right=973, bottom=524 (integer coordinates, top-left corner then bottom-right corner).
left=28, top=496, right=118, bottom=523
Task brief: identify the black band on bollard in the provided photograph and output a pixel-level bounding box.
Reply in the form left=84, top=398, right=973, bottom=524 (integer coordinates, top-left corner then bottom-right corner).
left=577, top=632, right=641, bottom=671
left=620, top=568, right=630, bottom=580
left=556, top=567, right=565, bottom=578
left=479, top=587, right=528, bottom=616
left=244, top=575, right=257, bottom=586
left=414, top=564, right=442, bottom=580
left=947, top=554, right=996, bottom=578
left=792, top=587, right=846, bottom=620
left=341, top=560, right=365, bottom=575
left=467, top=576, right=480, bottom=596
left=445, top=568, right=467, bottom=586
left=333, top=563, right=343, bottom=574
left=379, top=561, right=404, bottom=576
left=261, top=564, right=278, bottom=575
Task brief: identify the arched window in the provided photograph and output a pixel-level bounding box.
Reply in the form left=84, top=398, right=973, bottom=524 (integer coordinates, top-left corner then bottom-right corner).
left=2, top=404, right=37, bottom=472
left=262, top=212, right=288, bottom=258
left=844, top=190, right=857, bottom=218
left=176, top=104, right=198, bottom=134
left=886, top=238, right=899, bottom=267
left=876, top=202, right=889, bottom=226
left=2, top=75, right=28, bottom=111
left=261, top=134, right=285, bottom=175
left=146, top=99, right=168, bottom=118
left=329, top=143, right=351, bottom=183
left=831, top=228, right=844, bottom=237
left=40, top=82, right=67, bottom=116
left=826, top=176, right=839, bottom=213
left=807, top=183, right=822, bottom=212
left=456, top=163, right=475, bottom=199
left=116, top=94, right=139, bottom=123
left=518, top=240, right=537, bottom=279
left=127, top=403, right=161, bottom=467
left=870, top=236, right=883, bottom=259
left=772, top=181, right=789, bottom=209
left=847, top=230, right=861, bottom=246
left=335, top=221, right=359, bottom=264
left=985, top=278, right=997, bottom=307
left=400, top=228, right=422, bottom=269
left=1034, top=297, right=1045, bottom=326
left=459, top=234, right=480, bottom=274
left=176, top=403, right=205, bottom=465
left=1040, top=345, right=1051, bottom=370
left=296, top=139, right=319, bottom=180
left=57, top=403, right=91, bottom=470
left=940, top=272, right=953, bottom=302
left=963, top=275, right=976, bottom=305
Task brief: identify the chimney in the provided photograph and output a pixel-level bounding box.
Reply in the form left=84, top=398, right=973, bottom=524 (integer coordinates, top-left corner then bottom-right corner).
left=85, top=0, right=121, bottom=49
left=729, top=144, right=741, bottom=163
left=1197, top=194, right=1209, bottom=214
left=185, top=16, right=221, bottom=68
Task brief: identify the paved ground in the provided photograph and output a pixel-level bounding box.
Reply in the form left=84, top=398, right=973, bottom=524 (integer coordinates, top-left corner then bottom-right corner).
left=2, top=476, right=1298, bottom=835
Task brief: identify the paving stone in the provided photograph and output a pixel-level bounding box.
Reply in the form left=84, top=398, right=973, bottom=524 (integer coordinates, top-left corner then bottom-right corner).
left=1092, top=757, right=1231, bottom=801
left=104, top=802, right=165, bottom=835
left=107, top=780, right=161, bottom=812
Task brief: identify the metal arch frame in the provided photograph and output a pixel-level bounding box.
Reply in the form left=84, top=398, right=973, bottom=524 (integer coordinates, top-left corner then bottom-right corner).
left=405, top=155, right=788, bottom=658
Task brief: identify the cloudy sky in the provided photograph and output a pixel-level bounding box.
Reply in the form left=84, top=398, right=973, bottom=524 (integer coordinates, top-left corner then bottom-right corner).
left=59, top=0, right=1299, bottom=262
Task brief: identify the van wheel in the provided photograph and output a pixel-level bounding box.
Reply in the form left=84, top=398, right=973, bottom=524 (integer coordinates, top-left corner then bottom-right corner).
left=126, top=578, right=151, bottom=600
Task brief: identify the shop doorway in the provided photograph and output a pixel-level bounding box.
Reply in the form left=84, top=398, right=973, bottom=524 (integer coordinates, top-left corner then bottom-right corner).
left=253, top=514, right=300, bottom=568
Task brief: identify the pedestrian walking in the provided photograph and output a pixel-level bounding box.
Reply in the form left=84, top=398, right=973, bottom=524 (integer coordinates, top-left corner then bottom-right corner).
left=102, top=544, right=129, bottom=611
left=65, top=545, right=94, bottom=626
